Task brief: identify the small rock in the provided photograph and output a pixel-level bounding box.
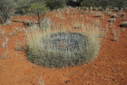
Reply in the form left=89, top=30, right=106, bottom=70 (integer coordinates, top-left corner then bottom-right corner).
left=120, top=21, right=127, bottom=28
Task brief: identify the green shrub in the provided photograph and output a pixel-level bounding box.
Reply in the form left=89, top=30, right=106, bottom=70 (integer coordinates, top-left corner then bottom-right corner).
left=46, top=0, right=66, bottom=10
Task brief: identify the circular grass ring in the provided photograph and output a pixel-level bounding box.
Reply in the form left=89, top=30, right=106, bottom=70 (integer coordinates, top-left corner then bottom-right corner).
left=28, top=32, right=98, bottom=68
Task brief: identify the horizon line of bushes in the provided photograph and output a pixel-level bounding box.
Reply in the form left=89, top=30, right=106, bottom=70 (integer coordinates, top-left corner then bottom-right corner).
left=0, top=0, right=127, bottom=24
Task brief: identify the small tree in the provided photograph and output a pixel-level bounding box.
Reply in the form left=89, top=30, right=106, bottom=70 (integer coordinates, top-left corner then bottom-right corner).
left=29, top=2, right=49, bottom=27
left=0, top=0, right=15, bottom=24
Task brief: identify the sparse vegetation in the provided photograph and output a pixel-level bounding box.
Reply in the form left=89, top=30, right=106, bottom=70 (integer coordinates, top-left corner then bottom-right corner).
left=0, top=0, right=127, bottom=24
left=0, top=0, right=127, bottom=85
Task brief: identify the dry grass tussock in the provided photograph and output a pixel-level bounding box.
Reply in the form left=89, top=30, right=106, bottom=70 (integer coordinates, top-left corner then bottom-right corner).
left=25, top=20, right=105, bottom=68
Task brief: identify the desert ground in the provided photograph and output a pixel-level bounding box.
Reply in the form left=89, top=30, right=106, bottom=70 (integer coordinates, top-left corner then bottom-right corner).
left=0, top=8, right=127, bottom=85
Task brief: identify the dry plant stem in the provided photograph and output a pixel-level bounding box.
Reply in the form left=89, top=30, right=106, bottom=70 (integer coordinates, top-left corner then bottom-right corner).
left=112, top=29, right=121, bottom=41
left=38, top=77, right=45, bottom=85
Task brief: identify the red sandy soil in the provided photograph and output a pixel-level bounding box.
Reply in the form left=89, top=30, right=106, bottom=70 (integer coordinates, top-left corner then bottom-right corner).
left=0, top=8, right=127, bottom=85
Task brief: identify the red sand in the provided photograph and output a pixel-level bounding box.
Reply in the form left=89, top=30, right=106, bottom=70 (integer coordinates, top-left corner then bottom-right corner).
left=0, top=9, right=127, bottom=85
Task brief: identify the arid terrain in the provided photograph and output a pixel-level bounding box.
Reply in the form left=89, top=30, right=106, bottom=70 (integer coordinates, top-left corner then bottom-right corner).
left=0, top=8, right=127, bottom=85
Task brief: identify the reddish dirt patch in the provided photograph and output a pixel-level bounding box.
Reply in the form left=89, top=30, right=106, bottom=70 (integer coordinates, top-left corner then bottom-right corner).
left=0, top=9, right=127, bottom=85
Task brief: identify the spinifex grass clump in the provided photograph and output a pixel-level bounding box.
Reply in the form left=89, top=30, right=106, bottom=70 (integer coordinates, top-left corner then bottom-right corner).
left=26, top=23, right=103, bottom=68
